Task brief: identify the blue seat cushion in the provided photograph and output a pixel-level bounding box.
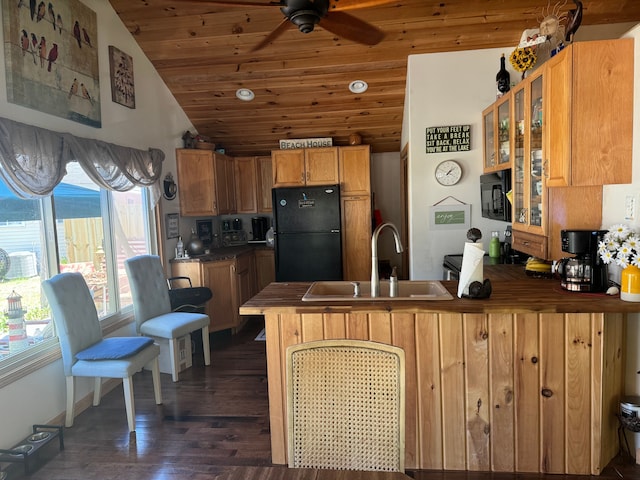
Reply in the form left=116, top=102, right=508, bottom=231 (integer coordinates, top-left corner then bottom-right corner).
left=75, top=337, right=154, bottom=361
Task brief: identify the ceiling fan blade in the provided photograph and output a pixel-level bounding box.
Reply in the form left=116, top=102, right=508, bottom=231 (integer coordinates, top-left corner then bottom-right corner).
left=329, top=0, right=397, bottom=12
left=183, top=0, right=283, bottom=7
left=319, top=11, right=384, bottom=45
left=251, top=18, right=293, bottom=51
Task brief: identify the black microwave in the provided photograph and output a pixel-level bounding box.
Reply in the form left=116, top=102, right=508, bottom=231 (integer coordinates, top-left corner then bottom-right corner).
left=480, top=169, right=511, bottom=222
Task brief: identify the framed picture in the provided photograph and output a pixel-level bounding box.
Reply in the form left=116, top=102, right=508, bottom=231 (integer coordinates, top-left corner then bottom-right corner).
left=429, top=204, right=471, bottom=230
left=2, top=0, right=101, bottom=126
left=108, top=45, right=135, bottom=108
left=166, top=213, right=179, bottom=239
left=196, top=219, right=213, bottom=247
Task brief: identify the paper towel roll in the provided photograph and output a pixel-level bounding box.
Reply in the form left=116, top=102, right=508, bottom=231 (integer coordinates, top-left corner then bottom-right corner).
left=457, top=242, right=485, bottom=298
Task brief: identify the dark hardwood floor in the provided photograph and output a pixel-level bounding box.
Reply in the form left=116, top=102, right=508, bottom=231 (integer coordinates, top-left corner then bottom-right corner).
left=6, top=318, right=640, bottom=480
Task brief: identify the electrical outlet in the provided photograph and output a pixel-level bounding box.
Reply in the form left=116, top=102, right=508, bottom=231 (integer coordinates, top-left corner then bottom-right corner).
left=625, top=195, right=636, bottom=221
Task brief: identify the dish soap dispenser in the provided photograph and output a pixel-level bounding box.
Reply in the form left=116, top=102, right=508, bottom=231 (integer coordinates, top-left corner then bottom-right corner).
left=489, top=231, right=501, bottom=258
left=389, top=266, right=398, bottom=297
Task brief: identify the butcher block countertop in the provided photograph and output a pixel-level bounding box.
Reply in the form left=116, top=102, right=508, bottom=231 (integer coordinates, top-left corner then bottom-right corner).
left=239, top=265, right=640, bottom=315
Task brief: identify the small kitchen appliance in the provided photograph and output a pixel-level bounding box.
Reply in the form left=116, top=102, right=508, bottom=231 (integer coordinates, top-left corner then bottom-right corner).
left=251, top=216, right=269, bottom=241
left=555, top=229, right=608, bottom=292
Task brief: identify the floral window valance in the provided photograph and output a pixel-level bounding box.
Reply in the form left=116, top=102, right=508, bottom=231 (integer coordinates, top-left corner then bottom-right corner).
left=0, top=116, right=165, bottom=204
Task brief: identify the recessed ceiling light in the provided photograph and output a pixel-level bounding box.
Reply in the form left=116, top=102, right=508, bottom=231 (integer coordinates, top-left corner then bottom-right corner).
left=349, top=80, right=368, bottom=94
left=236, top=88, right=255, bottom=101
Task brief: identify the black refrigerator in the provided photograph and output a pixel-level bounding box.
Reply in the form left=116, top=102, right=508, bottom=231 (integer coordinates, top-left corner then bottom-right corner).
left=272, top=184, right=343, bottom=282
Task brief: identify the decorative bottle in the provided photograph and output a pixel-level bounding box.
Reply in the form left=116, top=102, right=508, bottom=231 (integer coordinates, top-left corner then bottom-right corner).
left=489, top=231, right=501, bottom=258
left=496, top=54, right=510, bottom=98
left=176, top=235, right=184, bottom=258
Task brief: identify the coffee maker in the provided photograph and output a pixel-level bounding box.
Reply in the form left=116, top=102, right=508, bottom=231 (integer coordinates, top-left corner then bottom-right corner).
left=251, top=216, right=269, bottom=241
left=555, top=229, right=608, bottom=292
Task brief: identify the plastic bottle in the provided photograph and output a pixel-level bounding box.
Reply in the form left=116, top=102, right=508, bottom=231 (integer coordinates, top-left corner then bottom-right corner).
left=489, top=231, right=501, bottom=258
left=176, top=235, right=184, bottom=258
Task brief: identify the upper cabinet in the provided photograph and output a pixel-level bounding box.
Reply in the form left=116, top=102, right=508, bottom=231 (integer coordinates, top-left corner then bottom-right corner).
left=482, top=94, right=511, bottom=172
left=256, top=156, right=273, bottom=213
left=544, top=39, right=633, bottom=187
left=234, top=156, right=273, bottom=214
left=272, top=147, right=339, bottom=187
left=176, top=149, right=235, bottom=217
left=339, top=145, right=371, bottom=196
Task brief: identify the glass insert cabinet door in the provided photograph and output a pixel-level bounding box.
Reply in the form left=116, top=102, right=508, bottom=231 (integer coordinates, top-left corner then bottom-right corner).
left=496, top=96, right=510, bottom=168
left=513, top=86, right=525, bottom=225
left=529, top=74, right=543, bottom=228
left=482, top=95, right=511, bottom=172
left=483, top=108, right=495, bottom=170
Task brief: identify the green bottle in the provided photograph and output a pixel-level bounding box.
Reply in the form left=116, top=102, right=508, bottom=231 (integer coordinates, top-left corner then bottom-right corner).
left=489, top=231, right=501, bottom=258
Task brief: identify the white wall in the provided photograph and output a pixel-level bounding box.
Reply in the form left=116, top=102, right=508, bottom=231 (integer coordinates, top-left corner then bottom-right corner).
left=0, top=0, right=193, bottom=446
left=371, top=152, right=403, bottom=275
left=405, top=47, right=516, bottom=280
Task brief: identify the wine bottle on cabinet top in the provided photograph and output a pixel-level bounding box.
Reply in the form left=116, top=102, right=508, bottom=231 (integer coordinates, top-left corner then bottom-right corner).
left=496, top=53, right=510, bottom=98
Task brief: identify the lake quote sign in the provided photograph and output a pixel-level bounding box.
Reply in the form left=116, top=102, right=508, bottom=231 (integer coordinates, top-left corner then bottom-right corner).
left=426, top=125, right=471, bottom=153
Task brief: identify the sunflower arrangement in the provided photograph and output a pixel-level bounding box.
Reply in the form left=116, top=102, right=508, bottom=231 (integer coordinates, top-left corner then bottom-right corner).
left=598, top=224, right=640, bottom=268
left=509, top=47, right=537, bottom=73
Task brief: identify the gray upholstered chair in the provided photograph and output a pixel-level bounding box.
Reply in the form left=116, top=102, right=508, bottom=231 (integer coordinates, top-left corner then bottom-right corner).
left=125, top=255, right=211, bottom=382
left=286, top=339, right=406, bottom=472
left=42, top=272, right=162, bottom=432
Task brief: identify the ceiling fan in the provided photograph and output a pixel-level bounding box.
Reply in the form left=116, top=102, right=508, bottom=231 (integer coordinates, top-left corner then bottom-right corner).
left=186, top=0, right=396, bottom=51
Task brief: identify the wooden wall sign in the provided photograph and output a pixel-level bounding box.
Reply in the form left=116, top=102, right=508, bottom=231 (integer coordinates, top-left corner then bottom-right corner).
left=429, top=204, right=471, bottom=230
left=426, top=125, right=471, bottom=153
left=279, top=138, right=333, bottom=149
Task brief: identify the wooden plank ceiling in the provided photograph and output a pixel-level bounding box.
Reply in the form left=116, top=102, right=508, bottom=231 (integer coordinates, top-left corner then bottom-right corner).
left=109, top=0, right=640, bottom=156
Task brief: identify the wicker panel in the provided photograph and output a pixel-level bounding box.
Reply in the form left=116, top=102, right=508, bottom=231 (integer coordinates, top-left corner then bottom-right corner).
left=286, top=340, right=405, bottom=472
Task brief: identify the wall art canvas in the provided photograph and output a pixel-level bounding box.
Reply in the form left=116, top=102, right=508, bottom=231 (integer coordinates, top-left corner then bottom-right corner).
left=108, top=45, right=135, bottom=108
left=2, top=0, right=101, bottom=127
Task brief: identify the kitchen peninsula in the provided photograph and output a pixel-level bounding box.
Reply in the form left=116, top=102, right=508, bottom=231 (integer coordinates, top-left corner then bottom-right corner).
left=239, top=267, right=632, bottom=475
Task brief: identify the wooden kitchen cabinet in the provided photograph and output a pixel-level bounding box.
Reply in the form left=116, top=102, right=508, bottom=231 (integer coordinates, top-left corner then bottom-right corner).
left=509, top=65, right=601, bottom=261
left=171, top=250, right=257, bottom=333
left=234, top=156, right=258, bottom=213
left=339, top=145, right=372, bottom=280
left=482, top=93, right=511, bottom=172
left=544, top=39, right=633, bottom=187
left=256, top=156, right=273, bottom=213
left=234, top=156, right=274, bottom=214
left=341, top=195, right=372, bottom=280
left=272, top=147, right=339, bottom=187
left=176, top=149, right=235, bottom=216
left=339, top=145, right=371, bottom=196
left=254, top=248, right=275, bottom=291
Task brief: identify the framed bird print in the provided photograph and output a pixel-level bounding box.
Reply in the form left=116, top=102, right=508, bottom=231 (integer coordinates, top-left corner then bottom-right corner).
left=1, top=0, right=101, bottom=127
left=108, top=45, right=135, bottom=109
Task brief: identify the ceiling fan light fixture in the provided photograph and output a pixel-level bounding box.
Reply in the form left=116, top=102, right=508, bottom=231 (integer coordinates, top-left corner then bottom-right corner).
left=349, top=80, right=368, bottom=94
left=236, top=88, right=255, bottom=101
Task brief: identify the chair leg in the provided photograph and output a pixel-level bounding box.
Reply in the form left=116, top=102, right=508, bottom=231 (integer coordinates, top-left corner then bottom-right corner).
left=202, top=326, right=211, bottom=366
left=93, top=377, right=102, bottom=406
left=65, top=376, right=75, bottom=427
left=169, top=337, right=179, bottom=382
left=122, top=376, right=136, bottom=432
left=150, top=356, right=163, bottom=405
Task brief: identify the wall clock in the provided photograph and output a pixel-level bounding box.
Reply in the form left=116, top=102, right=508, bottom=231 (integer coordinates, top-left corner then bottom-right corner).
left=435, top=160, right=463, bottom=186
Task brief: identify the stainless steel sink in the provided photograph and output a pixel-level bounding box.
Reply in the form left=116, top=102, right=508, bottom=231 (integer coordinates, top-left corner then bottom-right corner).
left=302, top=280, right=453, bottom=301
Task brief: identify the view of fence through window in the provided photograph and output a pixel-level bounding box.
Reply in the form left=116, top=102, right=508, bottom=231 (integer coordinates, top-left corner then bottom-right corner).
left=0, top=162, right=151, bottom=360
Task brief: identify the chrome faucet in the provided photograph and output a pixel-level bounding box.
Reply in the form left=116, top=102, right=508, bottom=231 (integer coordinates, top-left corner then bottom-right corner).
left=371, top=222, right=404, bottom=297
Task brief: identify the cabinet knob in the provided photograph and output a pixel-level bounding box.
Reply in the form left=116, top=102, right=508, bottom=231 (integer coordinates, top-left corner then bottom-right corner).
left=541, top=388, right=553, bottom=398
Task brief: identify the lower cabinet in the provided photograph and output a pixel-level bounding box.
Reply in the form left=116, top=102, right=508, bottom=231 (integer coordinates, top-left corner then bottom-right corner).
left=255, top=249, right=275, bottom=291
left=171, top=250, right=257, bottom=333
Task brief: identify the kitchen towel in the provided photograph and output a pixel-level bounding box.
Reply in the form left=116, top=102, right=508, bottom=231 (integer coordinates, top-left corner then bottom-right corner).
left=457, top=242, right=485, bottom=298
